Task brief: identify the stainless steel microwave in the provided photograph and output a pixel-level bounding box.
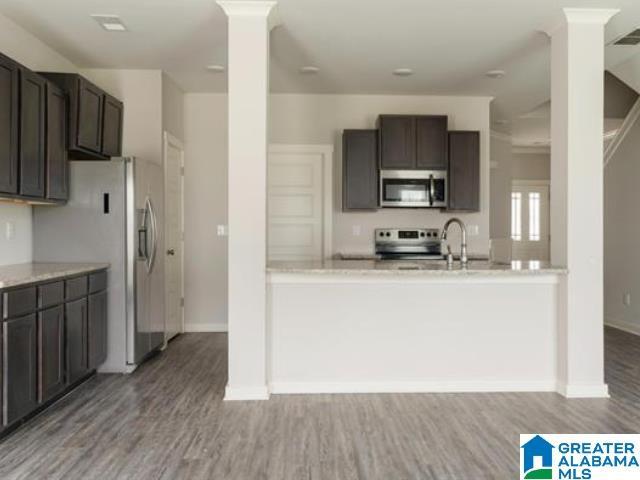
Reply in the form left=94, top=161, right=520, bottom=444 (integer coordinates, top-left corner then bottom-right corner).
left=379, top=170, right=447, bottom=208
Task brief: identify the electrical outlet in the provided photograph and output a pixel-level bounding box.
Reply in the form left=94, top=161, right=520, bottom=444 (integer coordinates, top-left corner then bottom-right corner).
left=624, top=293, right=632, bottom=306
left=352, top=225, right=361, bottom=236
left=5, top=221, right=14, bottom=240
left=217, top=225, right=228, bottom=237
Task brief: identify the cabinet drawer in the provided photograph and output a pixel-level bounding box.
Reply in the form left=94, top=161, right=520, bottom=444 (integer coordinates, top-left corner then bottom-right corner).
left=38, top=281, right=64, bottom=309
left=89, top=271, right=107, bottom=294
left=65, top=276, right=88, bottom=301
left=3, top=287, right=37, bottom=319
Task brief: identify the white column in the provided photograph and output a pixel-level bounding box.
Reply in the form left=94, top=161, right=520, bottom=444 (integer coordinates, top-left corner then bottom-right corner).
left=217, top=0, right=278, bottom=401
left=548, top=8, right=618, bottom=398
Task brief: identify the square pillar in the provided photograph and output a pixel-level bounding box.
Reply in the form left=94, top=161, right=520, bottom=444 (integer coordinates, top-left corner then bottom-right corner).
left=548, top=8, right=618, bottom=397
left=217, top=0, right=278, bottom=400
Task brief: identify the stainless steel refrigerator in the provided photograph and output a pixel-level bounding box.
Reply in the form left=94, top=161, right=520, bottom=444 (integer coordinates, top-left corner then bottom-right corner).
left=33, top=157, right=165, bottom=372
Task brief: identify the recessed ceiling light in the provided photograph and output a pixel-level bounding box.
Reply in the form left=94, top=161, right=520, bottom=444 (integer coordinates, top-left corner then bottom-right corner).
left=393, top=68, right=414, bottom=76
left=206, top=65, right=226, bottom=73
left=91, top=14, right=128, bottom=32
left=299, top=66, right=319, bottom=74
left=486, top=69, right=506, bottom=79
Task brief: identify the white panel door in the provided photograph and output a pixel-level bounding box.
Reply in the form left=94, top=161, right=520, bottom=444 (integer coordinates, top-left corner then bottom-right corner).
left=164, top=133, right=184, bottom=341
left=511, top=182, right=550, bottom=261
left=268, top=149, right=327, bottom=261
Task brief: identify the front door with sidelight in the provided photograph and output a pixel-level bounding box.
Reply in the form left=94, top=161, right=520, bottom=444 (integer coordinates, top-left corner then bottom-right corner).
left=511, top=181, right=550, bottom=261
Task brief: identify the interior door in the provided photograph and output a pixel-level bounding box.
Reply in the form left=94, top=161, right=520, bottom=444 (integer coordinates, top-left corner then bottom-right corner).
left=164, top=133, right=184, bottom=341
left=511, top=182, right=550, bottom=261
left=268, top=148, right=326, bottom=260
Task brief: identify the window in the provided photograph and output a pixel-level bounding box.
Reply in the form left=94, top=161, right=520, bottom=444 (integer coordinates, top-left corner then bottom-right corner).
left=529, top=192, right=540, bottom=241
left=511, top=192, right=522, bottom=241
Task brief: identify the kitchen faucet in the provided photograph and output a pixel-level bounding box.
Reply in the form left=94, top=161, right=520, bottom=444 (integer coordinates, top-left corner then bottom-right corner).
left=441, top=218, right=468, bottom=266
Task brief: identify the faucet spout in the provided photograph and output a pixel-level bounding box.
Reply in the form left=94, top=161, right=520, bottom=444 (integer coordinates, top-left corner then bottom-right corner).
left=441, top=218, right=468, bottom=266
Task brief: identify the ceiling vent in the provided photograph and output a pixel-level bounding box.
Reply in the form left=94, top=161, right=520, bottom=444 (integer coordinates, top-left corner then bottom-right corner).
left=613, top=29, right=640, bottom=46
left=91, top=15, right=127, bottom=32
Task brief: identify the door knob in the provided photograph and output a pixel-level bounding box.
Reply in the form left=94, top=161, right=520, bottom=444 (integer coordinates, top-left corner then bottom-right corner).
left=167, top=249, right=175, bottom=256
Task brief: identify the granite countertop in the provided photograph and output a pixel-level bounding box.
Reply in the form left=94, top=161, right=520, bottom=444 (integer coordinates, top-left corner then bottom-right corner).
left=267, top=259, right=567, bottom=276
left=0, top=263, right=110, bottom=289
left=337, top=253, right=491, bottom=261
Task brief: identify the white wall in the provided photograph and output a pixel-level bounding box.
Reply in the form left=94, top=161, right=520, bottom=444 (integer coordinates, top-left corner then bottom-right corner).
left=162, top=73, right=184, bottom=141
left=270, top=94, right=492, bottom=255
left=0, top=13, right=78, bottom=266
left=182, top=92, right=491, bottom=329
left=183, top=94, right=228, bottom=331
left=512, top=152, right=550, bottom=181
left=605, top=116, right=640, bottom=335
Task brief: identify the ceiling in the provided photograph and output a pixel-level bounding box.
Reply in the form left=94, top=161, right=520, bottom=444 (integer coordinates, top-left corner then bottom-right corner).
left=2, top=0, right=640, bottom=124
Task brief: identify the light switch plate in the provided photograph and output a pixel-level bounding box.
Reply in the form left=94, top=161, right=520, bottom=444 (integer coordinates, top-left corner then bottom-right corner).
left=352, top=225, right=361, bottom=236
left=5, top=221, right=14, bottom=240
left=624, top=293, right=631, bottom=306
left=468, top=225, right=479, bottom=236
left=217, top=225, right=228, bottom=237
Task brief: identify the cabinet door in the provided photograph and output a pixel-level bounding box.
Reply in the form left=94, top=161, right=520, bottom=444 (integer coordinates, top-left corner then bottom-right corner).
left=76, top=78, right=103, bottom=153
left=46, top=82, right=68, bottom=200
left=66, top=298, right=88, bottom=384
left=101, top=94, right=123, bottom=157
left=19, top=69, right=46, bottom=198
left=378, top=115, right=415, bottom=169
left=3, top=314, right=37, bottom=426
left=88, top=291, right=107, bottom=369
left=38, top=305, right=65, bottom=402
left=448, top=131, right=480, bottom=211
left=0, top=54, right=18, bottom=194
left=416, top=115, right=448, bottom=169
left=343, top=130, right=378, bottom=210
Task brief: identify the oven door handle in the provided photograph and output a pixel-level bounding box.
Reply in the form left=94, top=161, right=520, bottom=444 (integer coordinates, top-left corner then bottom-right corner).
left=429, top=174, right=435, bottom=206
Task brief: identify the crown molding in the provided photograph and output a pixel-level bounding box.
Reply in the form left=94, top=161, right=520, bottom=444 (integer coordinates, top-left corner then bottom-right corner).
left=217, top=1, right=280, bottom=29
left=543, top=8, right=619, bottom=37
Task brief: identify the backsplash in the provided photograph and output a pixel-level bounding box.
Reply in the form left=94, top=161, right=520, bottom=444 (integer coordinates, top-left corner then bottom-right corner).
left=0, top=203, right=33, bottom=266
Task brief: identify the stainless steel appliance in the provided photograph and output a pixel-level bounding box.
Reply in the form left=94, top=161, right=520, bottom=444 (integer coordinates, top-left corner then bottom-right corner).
left=33, top=157, right=165, bottom=371
left=380, top=170, right=447, bottom=208
left=375, top=228, right=443, bottom=260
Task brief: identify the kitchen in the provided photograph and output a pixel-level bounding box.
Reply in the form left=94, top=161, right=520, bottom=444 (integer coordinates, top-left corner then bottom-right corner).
left=265, top=108, right=566, bottom=396
left=0, top=1, right=629, bottom=477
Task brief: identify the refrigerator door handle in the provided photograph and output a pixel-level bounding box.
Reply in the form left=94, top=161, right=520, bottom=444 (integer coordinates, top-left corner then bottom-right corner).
left=146, top=196, right=158, bottom=274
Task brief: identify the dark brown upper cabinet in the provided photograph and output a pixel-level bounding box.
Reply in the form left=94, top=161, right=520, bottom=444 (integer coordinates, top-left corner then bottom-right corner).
left=0, top=54, right=19, bottom=195
left=378, top=115, right=415, bottom=169
left=415, top=116, right=448, bottom=169
left=378, top=115, right=448, bottom=170
left=45, top=82, right=68, bottom=201
left=41, top=73, right=123, bottom=160
left=448, top=131, right=480, bottom=212
left=19, top=69, right=46, bottom=198
left=343, top=130, right=378, bottom=211
left=101, top=93, right=123, bottom=157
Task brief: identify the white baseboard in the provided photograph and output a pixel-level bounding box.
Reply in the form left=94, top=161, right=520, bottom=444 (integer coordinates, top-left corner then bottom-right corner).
left=224, top=385, right=270, bottom=401
left=557, top=383, right=609, bottom=399
left=269, top=380, right=557, bottom=395
left=184, top=322, right=228, bottom=333
left=605, top=319, right=640, bottom=337
left=97, top=363, right=137, bottom=374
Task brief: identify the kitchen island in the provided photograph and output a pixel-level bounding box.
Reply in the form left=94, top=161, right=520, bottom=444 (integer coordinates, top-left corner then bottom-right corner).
left=266, top=260, right=567, bottom=395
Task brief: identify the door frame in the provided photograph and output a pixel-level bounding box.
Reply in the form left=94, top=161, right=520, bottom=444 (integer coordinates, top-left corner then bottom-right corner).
left=163, top=131, right=185, bottom=339
left=267, top=144, right=334, bottom=259
left=511, top=179, right=550, bottom=260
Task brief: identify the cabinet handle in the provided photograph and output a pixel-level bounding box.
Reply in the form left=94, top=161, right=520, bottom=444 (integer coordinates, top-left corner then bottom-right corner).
left=167, top=249, right=175, bottom=256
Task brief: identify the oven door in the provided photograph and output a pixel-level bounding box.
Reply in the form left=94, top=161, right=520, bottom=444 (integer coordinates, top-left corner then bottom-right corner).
left=380, top=170, right=447, bottom=208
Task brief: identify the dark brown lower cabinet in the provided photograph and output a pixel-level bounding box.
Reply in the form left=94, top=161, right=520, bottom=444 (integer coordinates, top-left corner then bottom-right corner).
left=2, top=314, right=37, bottom=426
left=38, top=305, right=65, bottom=402
left=66, top=298, right=88, bottom=384
left=88, top=291, right=107, bottom=369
